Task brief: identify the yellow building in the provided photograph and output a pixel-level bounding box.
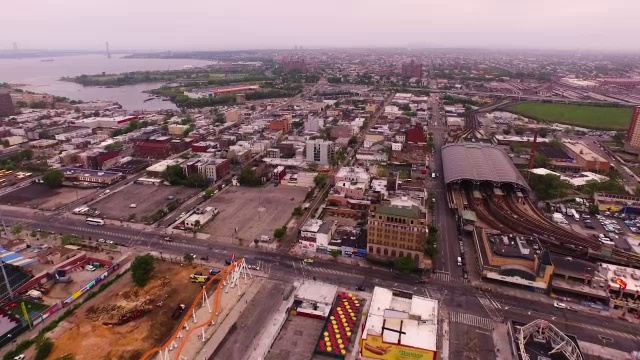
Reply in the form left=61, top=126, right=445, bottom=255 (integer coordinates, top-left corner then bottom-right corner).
left=367, top=197, right=428, bottom=268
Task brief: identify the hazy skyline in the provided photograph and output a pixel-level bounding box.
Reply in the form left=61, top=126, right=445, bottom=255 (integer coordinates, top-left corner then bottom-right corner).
left=2, top=0, right=640, bottom=52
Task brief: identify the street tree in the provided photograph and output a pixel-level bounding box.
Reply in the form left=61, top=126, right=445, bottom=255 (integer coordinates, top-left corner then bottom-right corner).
left=42, top=169, right=64, bottom=188
left=10, top=225, right=23, bottom=237
left=314, top=174, right=328, bottom=188
left=273, top=227, right=286, bottom=239
left=393, top=257, right=417, bottom=273
left=131, top=254, right=155, bottom=287
left=183, top=253, right=195, bottom=265
left=292, top=206, right=303, bottom=217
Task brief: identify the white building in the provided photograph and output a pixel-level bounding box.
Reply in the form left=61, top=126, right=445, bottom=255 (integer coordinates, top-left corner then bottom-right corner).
left=391, top=142, right=403, bottom=151
left=184, top=207, right=219, bottom=229
left=299, top=219, right=336, bottom=250
left=305, top=116, right=322, bottom=133
left=54, top=128, right=93, bottom=141
left=306, top=139, right=335, bottom=165
left=360, top=287, right=438, bottom=360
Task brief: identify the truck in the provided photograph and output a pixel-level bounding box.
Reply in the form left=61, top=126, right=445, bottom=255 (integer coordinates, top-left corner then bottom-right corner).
left=552, top=212, right=568, bottom=225
left=569, top=208, right=579, bottom=221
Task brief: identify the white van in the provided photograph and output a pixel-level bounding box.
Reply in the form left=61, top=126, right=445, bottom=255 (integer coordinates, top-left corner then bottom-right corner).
left=457, top=257, right=462, bottom=266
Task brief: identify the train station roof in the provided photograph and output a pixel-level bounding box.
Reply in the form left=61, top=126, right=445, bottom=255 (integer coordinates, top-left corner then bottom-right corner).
left=441, top=143, right=530, bottom=191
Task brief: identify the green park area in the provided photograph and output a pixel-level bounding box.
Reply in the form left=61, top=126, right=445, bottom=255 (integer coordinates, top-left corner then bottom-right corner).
left=506, top=102, right=634, bottom=130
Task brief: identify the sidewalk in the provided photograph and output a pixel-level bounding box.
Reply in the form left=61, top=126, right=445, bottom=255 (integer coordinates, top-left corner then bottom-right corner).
left=492, top=322, right=512, bottom=360
left=289, top=244, right=388, bottom=271
left=242, top=282, right=299, bottom=360
left=182, top=277, right=264, bottom=359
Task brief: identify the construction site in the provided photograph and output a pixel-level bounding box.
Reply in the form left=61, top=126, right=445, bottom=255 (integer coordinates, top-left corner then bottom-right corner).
left=46, top=261, right=207, bottom=360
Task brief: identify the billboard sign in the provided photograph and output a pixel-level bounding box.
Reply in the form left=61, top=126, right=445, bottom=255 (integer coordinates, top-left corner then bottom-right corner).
left=361, top=335, right=436, bottom=360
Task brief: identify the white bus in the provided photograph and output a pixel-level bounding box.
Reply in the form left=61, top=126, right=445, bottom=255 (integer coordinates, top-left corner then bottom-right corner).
left=86, top=218, right=105, bottom=226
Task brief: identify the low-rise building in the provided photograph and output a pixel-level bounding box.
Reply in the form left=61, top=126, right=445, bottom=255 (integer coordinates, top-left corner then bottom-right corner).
left=473, top=229, right=554, bottom=292
left=360, top=287, right=438, bottom=360
left=61, top=167, right=124, bottom=185
left=184, top=207, right=219, bottom=229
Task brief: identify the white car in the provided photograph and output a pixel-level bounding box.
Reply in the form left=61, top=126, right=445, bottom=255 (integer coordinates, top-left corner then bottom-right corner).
left=13, top=355, right=25, bottom=360
left=85, top=265, right=96, bottom=272
left=129, top=203, right=137, bottom=208
left=553, top=301, right=566, bottom=309
left=106, top=240, right=114, bottom=244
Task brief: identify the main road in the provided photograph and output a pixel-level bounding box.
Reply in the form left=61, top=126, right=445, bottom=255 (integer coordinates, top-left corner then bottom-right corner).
left=3, top=206, right=640, bottom=353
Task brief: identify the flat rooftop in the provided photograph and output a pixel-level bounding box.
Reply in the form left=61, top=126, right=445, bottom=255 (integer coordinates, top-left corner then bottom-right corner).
left=295, top=280, right=338, bottom=305
left=487, top=233, right=544, bottom=260
left=601, top=262, right=640, bottom=295
left=563, top=140, right=607, bottom=163
left=362, top=287, right=438, bottom=351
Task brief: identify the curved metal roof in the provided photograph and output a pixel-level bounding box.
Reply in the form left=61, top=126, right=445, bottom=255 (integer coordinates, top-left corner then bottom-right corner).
left=441, top=143, right=530, bottom=191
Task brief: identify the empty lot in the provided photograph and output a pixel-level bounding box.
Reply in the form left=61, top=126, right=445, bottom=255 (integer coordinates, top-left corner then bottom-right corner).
left=201, top=185, right=306, bottom=244
left=92, top=183, right=200, bottom=222
left=0, top=184, right=96, bottom=210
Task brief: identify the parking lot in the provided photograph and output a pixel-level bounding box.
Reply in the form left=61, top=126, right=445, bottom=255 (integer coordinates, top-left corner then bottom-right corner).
left=563, top=210, right=635, bottom=251
left=0, top=183, right=96, bottom=210
left=91, top=183, right=200, bottom=222
left=201, top=185, right=307, bottom=244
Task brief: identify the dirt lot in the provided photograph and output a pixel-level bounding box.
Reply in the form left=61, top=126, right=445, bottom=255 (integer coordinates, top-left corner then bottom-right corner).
left=0, top=184, right=96, bottom=210
left=47, top=261, right=209, bottom=360
left=201, top=185, right=307, bottom=244
left=91, top=184, right=200, bottom=222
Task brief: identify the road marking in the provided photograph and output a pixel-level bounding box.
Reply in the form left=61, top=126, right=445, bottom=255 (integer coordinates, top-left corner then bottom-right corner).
left=477, top=293, right=502, bottom=320
left=449, top=312, right=493, bottom=330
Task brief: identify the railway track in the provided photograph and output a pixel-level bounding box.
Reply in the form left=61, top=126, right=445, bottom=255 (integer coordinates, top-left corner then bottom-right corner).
left=463, top=188, right=512, bottom=233
left=478, top=189, right=640, bottom=268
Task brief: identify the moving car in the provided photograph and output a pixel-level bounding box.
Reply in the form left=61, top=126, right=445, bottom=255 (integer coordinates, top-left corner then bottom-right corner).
left=97, top=238, right=105, bottom=243
left=553, top=301, right=566, bottom=309
left=303, top=258, right=314, bottom=263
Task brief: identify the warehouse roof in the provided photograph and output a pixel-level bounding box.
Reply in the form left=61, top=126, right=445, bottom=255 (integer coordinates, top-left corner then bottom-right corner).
left=441, top=143, right=530, bottom=191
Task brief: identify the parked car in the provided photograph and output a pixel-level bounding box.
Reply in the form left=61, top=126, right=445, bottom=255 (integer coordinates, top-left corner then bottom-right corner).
left=85, top=265, right=96, bottom=272
left=303, top=259, right=314, bottom=263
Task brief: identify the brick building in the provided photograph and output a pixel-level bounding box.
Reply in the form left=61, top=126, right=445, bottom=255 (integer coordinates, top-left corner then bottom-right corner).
left=268, top=119, right=290, bottom=133
left=367, top=197, right=428, bottom=268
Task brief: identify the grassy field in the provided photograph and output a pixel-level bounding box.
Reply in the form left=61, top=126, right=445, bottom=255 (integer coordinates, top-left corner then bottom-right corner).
left=506, top=102, right=634, bottom=130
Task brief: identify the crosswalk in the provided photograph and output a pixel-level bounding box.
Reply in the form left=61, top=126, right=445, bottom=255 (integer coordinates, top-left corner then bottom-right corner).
left=300, top=265, right=354, bottom=277
left=431, top=272, right=469, bottom=283
left=449, top=312, right=493, bottom=330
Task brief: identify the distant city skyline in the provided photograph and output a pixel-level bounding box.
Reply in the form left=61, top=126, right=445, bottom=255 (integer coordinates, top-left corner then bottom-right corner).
left=1, top=0, right=640, bottom=52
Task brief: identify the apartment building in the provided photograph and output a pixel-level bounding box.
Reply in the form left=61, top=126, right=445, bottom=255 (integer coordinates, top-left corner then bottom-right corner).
left=306, top=139, right=335, bottom=165
left=625, top=107, right=640, bottom=154
left=367, top=197, right=428, bottom=267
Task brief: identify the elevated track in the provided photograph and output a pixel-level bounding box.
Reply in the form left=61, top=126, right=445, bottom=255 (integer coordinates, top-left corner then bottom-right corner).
left=476, top=187, right=640, bottom=268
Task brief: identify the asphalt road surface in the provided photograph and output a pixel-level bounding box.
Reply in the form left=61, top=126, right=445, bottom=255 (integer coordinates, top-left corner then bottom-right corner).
left=5, top=208, right=640, bottom=354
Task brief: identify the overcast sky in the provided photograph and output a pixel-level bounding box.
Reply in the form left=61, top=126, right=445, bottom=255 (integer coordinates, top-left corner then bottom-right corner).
left=1, top=0, right=639, bottom=52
